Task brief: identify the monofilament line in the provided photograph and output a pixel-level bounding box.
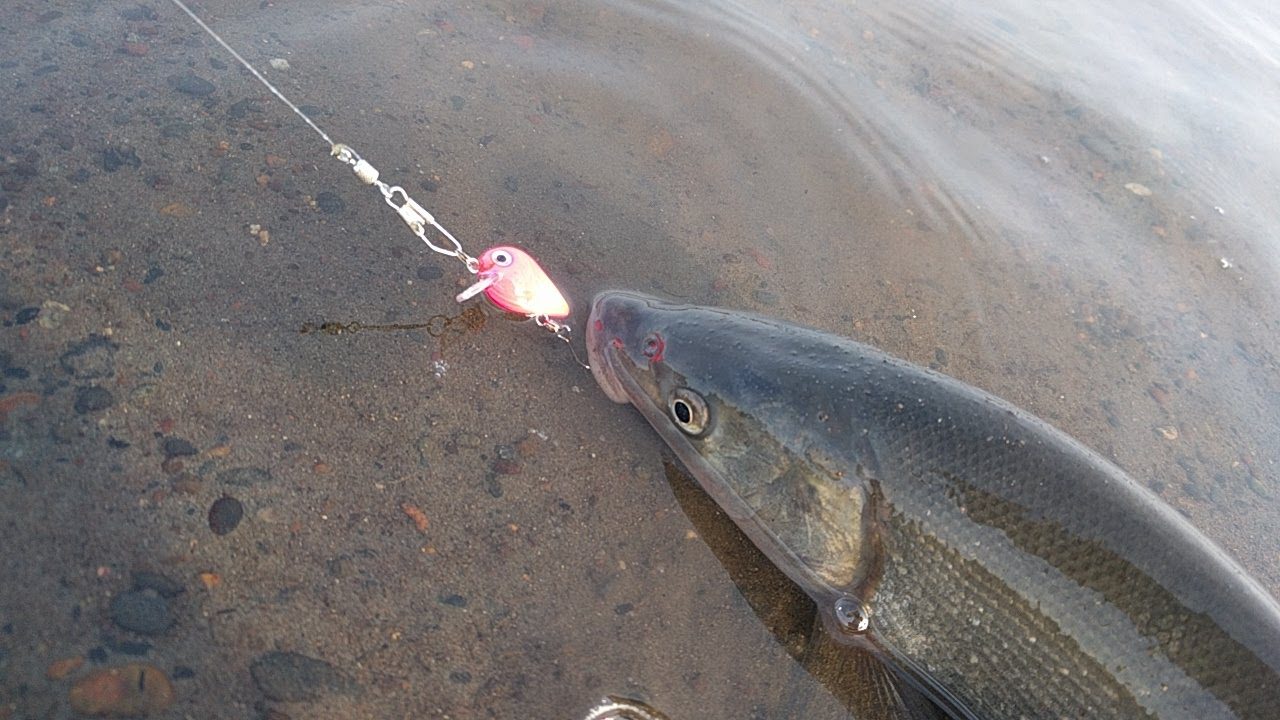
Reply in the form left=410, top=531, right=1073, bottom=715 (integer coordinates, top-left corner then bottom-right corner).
left=169, top=0, right=334, bottom=147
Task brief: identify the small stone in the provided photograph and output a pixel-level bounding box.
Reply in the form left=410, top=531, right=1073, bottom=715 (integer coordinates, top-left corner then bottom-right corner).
left=217, top=466, right=272, bottom=486
left=101, top=146, right=142, bottom=173
left=160, top=457, right=185, bottom=475
left=109, top=590, right=173, bottom=635
left=439, top=593, right=467, bottom=608
left=69, top=663, right=174, bottom=716
left=314, top=191, right=344, bottom=214
left=503, top=176, right=518, bottom=193
left=449, top=670, right=472, bottom=684
left=208, top=496, right=244, bottom=536
left=249, top=651, right=356, bottom=702
left=74, top=386, right=115, bottom=414
left=1124, top=182, right=1153, bottom=197
left=170, top=473, right=202, bottom=495
left=172, top=666, right=195, bottom=679
left=269, top=58, right=290, bottom=70
left=133, top=571, right=184, bottom=599
left=171, top=73, right=216, bottom=97
left=46, top=656, right=84, bottom=680
left=60, top=335, right=118, bottom=378
left=162, top=437, right=198, bottom=458
left=14, top=307, right=39, bottom=325
left=416, top=265, right=443, bottom=281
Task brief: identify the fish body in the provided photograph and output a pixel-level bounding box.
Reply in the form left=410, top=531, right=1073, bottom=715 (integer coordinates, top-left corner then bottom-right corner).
left=587, top=290, right=1280, bottom=720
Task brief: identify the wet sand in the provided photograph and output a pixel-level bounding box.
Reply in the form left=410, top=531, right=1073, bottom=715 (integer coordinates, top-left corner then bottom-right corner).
left=1, top=1, right=1278, bottom=718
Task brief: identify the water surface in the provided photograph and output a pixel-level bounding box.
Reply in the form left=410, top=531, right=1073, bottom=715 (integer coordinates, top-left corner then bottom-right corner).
left=1, top=0, right=1278, bottom=717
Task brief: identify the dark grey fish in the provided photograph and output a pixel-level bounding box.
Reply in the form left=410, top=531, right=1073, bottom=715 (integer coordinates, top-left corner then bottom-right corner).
left=586, top=290, right=1280, bottom=720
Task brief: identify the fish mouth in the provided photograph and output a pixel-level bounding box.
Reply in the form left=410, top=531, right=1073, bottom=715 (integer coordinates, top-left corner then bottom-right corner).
left=586, top=292, right=634, bottom=404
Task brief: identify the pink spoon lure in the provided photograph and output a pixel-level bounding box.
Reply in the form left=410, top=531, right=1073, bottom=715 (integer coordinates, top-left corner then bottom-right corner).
left=456, top=246, right=571, bottom=319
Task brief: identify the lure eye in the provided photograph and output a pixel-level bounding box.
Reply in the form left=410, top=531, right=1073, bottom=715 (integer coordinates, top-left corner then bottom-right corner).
left=491, top=250, right=514, bottom=267
left=669, top=387, right=710, bottom=436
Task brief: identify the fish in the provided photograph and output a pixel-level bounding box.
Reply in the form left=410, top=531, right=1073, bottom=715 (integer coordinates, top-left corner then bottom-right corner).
left=586, top=290, right=1280, bottom=720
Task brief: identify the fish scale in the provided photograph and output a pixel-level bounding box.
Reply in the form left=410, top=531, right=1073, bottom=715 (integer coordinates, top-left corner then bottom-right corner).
left=587, top=290, right=1280, bottom=720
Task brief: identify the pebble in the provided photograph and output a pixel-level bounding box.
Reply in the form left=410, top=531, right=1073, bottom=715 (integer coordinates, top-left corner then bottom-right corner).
left=46, top=656, right=84, bottom=680
left=162, top=437, right=198, bottom=458
left=269, top=58, right=290, bottom=71
left=171, top=73, right=216, bottom=97
left=74, top=386, right=115, bottom=414
left=60, top=336, right=118, bottom=378
left=109, top=590, right=173, bottom=636
left=14, top=307, right=39, bottom=325
left=132, top=571, right=184, bottom=599
left=249, top=651, right=356, bottom=702
left=416, top=265, right=443, bottom=281
left=208, top=496, right=244, bottom=536
left=217, top=466, right=272, bottom=486
left=100, top=146, right=142, bottom=173
left=69, top=663, right=174, bottom=717
left=314, top=191, right=344, bottom=214
left=170, top=473, right=202, bottom=495
left=439, top=593, right=467, bottom=608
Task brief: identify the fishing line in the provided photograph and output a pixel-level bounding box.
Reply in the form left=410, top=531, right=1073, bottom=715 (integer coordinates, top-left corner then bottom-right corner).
left=167, top=0, right=588, bottom=368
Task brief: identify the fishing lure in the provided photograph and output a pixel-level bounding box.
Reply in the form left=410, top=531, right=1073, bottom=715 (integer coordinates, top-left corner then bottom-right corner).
left=169, top=0, right=578, bottom=345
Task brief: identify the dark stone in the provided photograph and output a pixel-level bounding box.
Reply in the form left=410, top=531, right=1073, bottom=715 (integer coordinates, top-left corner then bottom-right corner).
left=438, top=593, right=467, bottom=608
left=155, top=319, right=172, bottom=332
left=217, top=467, right=272, bottom=486
left=3, top=367, right=29, bottom=379
left=14, top=307, right=39, bottom=325
left=477, top=134, right=496, bottom=147
left=142, top=266, right=164, bottom=284
left=108, top=639, right=153, bottom=656
left=121, top=5, right=158, bottom=21
left=107, top=436, right=131, bottom=449
left=101, top=146, right=141, bottom=173
left=752, top=288, right=779, bottom=307
left=133, top=571, right=185, bottom=599
left=483, top=474, right=503, bottom=498
left=419, top=178, right=438, bottom=192
left=614, top=602, right=634, bottom=615
left=449, top=95, right=465, bottom=110
left=162, top=437, right=198, bottom=458
left=87, top=646, right=108, bottom=662
left=227, top=97, right=260, bottom=119
left=208, top=496, right=244, bottom=536
left=449, top=670, right=472, bottom=684
left=60, top=336, right=118, bottom=378
left=314, top=191, right=344, bottom=214
left=171, top=73, right=216, bottom=97
left=249, top=651, right=356, bottom=702
left=74, top=386, right=114, bottom=414
left=109, top=590, right=173, bottom=635
left=416, top=265, right=443, bottom=281
left=172, top=665, right=196, bottom=679
left=503, top=176, right=518, bottom=193
left=0, top=194, right=7, bottom=212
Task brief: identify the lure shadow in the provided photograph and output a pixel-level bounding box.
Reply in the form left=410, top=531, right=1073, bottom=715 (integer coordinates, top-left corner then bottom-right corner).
left=662, top=456, right=951, bottom=720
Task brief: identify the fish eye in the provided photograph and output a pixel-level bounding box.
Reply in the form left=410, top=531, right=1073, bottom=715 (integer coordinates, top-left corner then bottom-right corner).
left=641, top=332, right=664, bottom=359
left=669, top=387, right=710, bottom=436
left=491, top=250, right=513, bottom=267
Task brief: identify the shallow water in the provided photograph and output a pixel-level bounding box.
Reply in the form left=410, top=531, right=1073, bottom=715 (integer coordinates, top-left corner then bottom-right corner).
left=1, top=0, right=1278, bottom=718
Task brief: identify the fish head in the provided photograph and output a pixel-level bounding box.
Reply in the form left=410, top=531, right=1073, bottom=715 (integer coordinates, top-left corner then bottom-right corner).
left=588, top=290, right=873, bottom=602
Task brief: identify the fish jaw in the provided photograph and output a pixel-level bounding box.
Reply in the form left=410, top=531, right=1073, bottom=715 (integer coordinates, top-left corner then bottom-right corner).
left=586, top=291, right=651, bottom=404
